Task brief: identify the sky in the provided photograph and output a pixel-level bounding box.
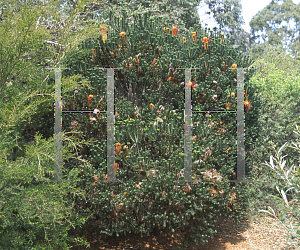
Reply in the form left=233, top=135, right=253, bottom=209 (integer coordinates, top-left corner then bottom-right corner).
left=197, top=0, right=300, bottom=57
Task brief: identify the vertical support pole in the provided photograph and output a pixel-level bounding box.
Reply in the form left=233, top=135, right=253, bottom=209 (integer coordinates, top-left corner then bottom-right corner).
left=177, top=67, right=199, bottom=183
left=54, top=68, right=63, bottom=182
left=184, top=68, right=192, bottom=182
left=107, top=68, right=115, bottom=182
left=94, top=67, right=123, bottom=182
left=237, top=68, right=245, bottom=181
left=47, top=67, right=70, bottom=183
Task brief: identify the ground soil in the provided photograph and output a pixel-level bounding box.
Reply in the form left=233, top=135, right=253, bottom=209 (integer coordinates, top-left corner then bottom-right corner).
left=68, top=209, right=300, bottom=250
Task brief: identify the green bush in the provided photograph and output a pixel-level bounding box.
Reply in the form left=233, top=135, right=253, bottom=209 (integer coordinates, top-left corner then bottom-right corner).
left=246, top=44, right=300, bottom=180
left=0, top=96, right=92, bottom=250
left=214, top=43, right=300, bottom=236
left=259, top=125, right=300, bottom=248
left=42, top=11, right=264, bottom=247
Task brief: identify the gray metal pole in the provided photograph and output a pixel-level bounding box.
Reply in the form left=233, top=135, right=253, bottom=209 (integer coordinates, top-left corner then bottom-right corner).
left=236, top=68, right=246, bottom=182
left=94, top=67, right=123, bottom=183
left=45, top=67, right=70, bottom=182
left=177, top=68, right=201, bottom=182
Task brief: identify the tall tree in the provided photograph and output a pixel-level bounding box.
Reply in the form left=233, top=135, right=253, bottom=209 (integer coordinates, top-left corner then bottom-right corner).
left=0, top=0, right=106, bottom=92
left=201, top=0, right=251, bottom=57
left=249, top=0, right=300, bottom=61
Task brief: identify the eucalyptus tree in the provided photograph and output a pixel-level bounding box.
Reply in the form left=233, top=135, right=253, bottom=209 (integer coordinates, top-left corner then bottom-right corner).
left=249, top=0, right=300, bottom=61
left=200, top=0, right=251, bottom=57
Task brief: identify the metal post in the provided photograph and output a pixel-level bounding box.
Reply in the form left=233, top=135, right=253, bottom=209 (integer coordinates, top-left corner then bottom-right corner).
left=236, top=68, right=245, bottom=182
left=177, top=68, right=200, bottom=182
left=45, top=67, right=70, bottom=182
left=94, top=67, right=123, bottom=182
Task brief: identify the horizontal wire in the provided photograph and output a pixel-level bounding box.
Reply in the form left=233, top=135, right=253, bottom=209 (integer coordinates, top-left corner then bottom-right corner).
left=60, top=110, right=238, bottom=113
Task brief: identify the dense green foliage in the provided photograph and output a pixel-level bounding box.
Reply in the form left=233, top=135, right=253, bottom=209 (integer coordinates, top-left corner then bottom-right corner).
left=44, top=10, right=266, bottom=247
left=0, top=1, right=103, bottom=249
left=241, top=44, right=300, bottom=237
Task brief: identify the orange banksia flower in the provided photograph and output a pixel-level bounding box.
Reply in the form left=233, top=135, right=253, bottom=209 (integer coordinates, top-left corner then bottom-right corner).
left=231, top=64, right=237, bottom=71
left=202, top=37, right=210, bottom=50
left=115, top=142, right=121, bottom=155
left=87, top=95, right=93, bottom=107
left=172, top=27, right=178, bottom=36
left=114, top=163, right=119, bottom=172
left=91, top=49, right=96, bottom=66
left=168, top=76, right=175, bottom=85
left=119, top=31, right=127, bottom=44
left=190, top=81, right=196, bottom=89
left=225, top=102, right=231, bottom=109
left=100, top=25, right=107, bottom=43
left=244, top=99, right=251, bottom=110
left=149, top=103, right=154, bottom=109
left=221, top=61, right=226, bottom=71
left=192, top=32, right=197, bottom=44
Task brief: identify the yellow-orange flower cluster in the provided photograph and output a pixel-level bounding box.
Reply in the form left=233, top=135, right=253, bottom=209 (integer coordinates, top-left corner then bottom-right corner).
left=119, top=31, right=127, bottom=44
left=100, top=25, right=107, bottom=43
left=114, top=163, right=119, bottom=172
left=202, top=37, right=209, bottom=50
left=221, top=61, right=226, bottom=71
left=220, top=33, right=224, bottom=44
left=115, top=142, right=121, bottom=155
left=190, top=81, right=195, bottom=89
left=231, top=64, right=237, bottom=71
left=92, top=49, right=95, bottom=59
left=225, top=102, right=231, bottom=109
left=149, top=103, right=154, bottom=108
left=181, top=37, right=186, bottom=43
left=244, top=99, right=251, bottom=110
left=87, top=95, right=93, bottom=107
left=192, top=32, right=197, bottom=44
left=115, top=142, right=129, bottom=159
left=172, top=27, right=178, bottom=36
